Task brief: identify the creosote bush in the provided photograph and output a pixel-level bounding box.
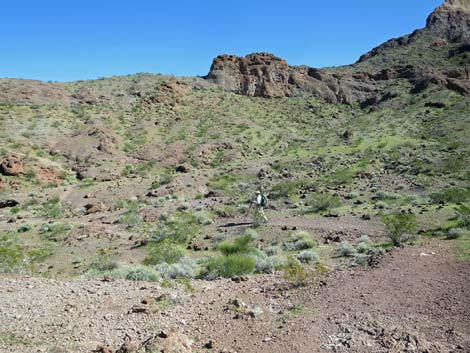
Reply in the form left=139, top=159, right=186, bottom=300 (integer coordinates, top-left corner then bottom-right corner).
left=307, top=193, right=341, bottom=213
left=382, top=211, right=418, bottom=246
left=144, top=241, right=185, bottom=265
left=204, top=254, right=256, bottom=278
left=219, top=233, right=256, bottom=256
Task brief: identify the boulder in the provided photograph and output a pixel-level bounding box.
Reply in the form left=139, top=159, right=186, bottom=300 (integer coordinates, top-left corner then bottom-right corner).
left=0, top=155, right=24, bottom=176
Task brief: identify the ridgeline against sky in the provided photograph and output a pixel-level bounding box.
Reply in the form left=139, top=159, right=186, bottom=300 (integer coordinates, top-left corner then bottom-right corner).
left=0, top=0, right=443, bottom=81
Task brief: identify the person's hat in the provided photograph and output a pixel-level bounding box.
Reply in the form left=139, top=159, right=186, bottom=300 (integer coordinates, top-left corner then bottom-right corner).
left=256, top=190, right=261, bottom=194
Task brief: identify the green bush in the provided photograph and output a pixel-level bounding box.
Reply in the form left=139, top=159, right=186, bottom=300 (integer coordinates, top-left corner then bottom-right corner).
left=144, top=241, right=185, bottom=265
left=382, top=211, right=418, bottom=246
left=281, top=256, right=314, bottom=285
left=89, top=258, right=119, bottom=272
left=219, top=233, right=255, bottom=256
left=270, top=181, right=298, bottom=199
left=0, top=241, right=23, bottom=272
left=0, top=233, right=52, bottom=273
left=455, top=203, right=470, bottom=229
left=152, top=212, right=201, bottom=244
left=330, top=168, right=356, bottom=185
left=283, top=231, right=316, bottom=251
left=430, top=188, right=470, bottom=204
left=308, top=193, right=341, bottom=213
left=447, top=228, right=468, bottom=239
left=151, top=173, right=174, bottom=189
left=205, top=254, right=256, bottom=278
left=40, top=222, right=73, bottom=239
left=40, top=197, right=64, bottom=219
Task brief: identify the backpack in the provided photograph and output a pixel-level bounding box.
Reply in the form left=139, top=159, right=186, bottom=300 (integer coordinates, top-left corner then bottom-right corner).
left=260, top=194, right=268, bottom=207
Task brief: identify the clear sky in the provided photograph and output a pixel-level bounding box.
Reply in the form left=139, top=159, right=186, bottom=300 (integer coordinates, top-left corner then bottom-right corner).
left=0, top=0, right=444, bottom=82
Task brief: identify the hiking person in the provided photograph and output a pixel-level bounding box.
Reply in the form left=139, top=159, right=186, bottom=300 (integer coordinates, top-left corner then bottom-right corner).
left=250, top=190, right=268, bottom=222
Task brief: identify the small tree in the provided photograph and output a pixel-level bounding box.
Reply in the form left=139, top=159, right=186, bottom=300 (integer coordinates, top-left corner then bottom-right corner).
left=382, top=211, right=418, bottom=246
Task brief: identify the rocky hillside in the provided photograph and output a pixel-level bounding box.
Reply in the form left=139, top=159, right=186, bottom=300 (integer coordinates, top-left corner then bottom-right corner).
left=205, top=0, right=470, bottom=102
left=0, top=1, right=469, bottom=352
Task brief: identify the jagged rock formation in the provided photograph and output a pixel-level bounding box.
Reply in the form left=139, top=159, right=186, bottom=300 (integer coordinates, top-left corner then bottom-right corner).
left=426, top=0, right=470, bottom=42
left=205, top=0, right=469, bottom=103
left=358, top=0, right=470, bottom=62
left=205, top=53, right=376, bottom=103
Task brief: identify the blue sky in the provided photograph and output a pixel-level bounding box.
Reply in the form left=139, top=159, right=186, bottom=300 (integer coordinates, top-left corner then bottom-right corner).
left=0, top=0, right=443, bottom=82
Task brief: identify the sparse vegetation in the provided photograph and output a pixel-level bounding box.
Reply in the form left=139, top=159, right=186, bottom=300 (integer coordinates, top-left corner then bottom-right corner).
left=382, top=211, right=418, bottom=246
left=307, top=193, right=341, bottom=213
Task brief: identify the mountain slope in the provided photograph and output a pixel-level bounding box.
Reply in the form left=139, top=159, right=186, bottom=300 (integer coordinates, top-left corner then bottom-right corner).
left=0, top=2, right=469, bottom=352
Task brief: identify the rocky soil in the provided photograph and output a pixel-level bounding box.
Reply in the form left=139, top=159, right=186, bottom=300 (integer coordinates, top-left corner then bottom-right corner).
left=0, top=240, right=468, bottom=353
left=0, top=1, right=469, bottom=352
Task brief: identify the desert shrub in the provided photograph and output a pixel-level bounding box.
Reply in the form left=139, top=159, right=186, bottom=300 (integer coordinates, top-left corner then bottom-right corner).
left=212, top=233, right=230, bottom=244
left=155, top=257, right=197, bottom=279
left=9, top=206, right=21, bottom=215
left=308, top=193, right=341, bottom=213
left=346, top=191, right=359, bottom=199
left=119, top=210, right=142, bottom=227
left=447, top=228, right=468, bottom=239
left=265, top=245, right=280, bottom=256
left=297, top=250, right=319, bottom=263
left=0, top=235, right=23, bottom=272
left=193, top=211, right=213, bottom=225
left=86, top=262, right=159, bottom=281
left=382, top=211, right=418, bottom=246
left=375, top=201, right=388, bottom=209
left=125, top=267, right=160, bottom=282
left=219, top=233, right=256, bottom=256
left=152, top=212, right=201, bottom=244
left=356, top=242, right=370, bottom=254
left=0, top=232, right=52, bottom=273
left=330, top=168, right=356, bottom=185
left=455, top=203, right=470, bottom=228
left=283, top=231, right=316, bottom=251
left=16, top=224, right=33, bottom=233
left=40, top=222, right=73, bottom=239
left=353, top=254, right=370, bottom=266
left=89, top=258, right=119, bottom=272
left=208, top=174, right=237, bottom=191
left=144, top=241, right=185, bottom=265
left=430, top=187, right=470, bottom=204
left=118, top=200, right=143, bottom=227
left=281, top=256, right=314, bottom=285
left=40, top=197, right=64, bottom=219
left=357, top=235, right=370, bottom=244
left=337, top=242, right=357, bottom=257
left=270, top=181, right=298, bottom=199
left=375, top=191, right=401, bottom=200
left=177, top=202, right=190, bottom=211
left=204, top=254, right=256, bottom=278
left=255, top=255, right=286, bottom=274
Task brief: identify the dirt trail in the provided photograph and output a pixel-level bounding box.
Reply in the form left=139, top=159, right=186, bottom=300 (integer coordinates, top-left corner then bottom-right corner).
left=0, top=240, right=468, bottom=353
left=183, top=239, right=470, bottom=353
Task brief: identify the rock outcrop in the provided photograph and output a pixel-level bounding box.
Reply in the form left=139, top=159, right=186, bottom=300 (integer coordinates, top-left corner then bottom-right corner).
left=426, top=0, right=470, bottom=42
left=206, top=1, right=470, bottom=103
left=359, top=0, right=470, bottom=62
left=205, top=53, right=376, bottom=104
